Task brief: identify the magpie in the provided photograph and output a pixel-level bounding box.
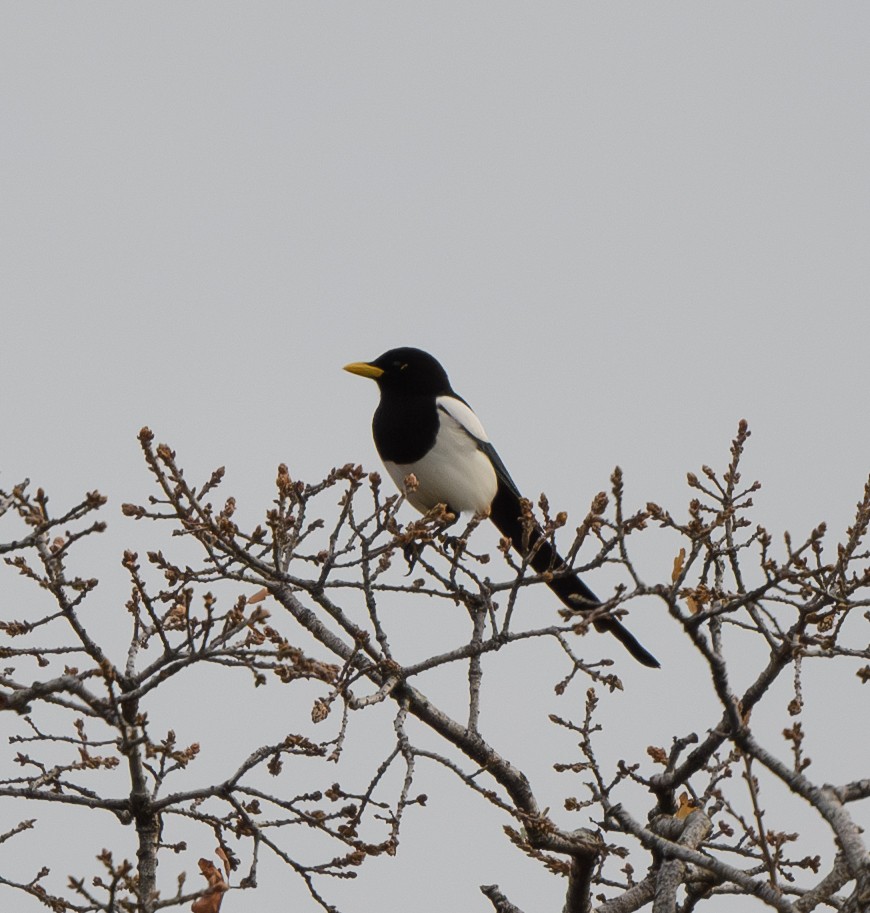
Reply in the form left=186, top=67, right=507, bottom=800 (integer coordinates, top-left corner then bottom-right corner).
left=344, top=347, right=659, bottom=668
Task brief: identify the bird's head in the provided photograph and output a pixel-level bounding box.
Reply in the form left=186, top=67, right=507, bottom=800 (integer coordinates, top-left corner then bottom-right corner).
left=344, top=347, right=452, bottom=396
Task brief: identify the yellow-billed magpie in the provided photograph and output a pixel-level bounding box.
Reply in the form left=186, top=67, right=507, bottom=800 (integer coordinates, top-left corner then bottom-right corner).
left=344, top=347, right=659, bottom=668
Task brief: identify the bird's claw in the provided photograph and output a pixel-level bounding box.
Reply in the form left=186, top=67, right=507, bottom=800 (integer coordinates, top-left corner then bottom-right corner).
left=404, top=532, right=462, bottom=574
left=442, top=534, right=461, bottom=551
left=403, top=541, right=423, bottom=574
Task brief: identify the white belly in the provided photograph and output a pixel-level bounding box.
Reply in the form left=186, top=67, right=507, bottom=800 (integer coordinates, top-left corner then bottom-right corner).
left=384, top=414, right=497, bottom=515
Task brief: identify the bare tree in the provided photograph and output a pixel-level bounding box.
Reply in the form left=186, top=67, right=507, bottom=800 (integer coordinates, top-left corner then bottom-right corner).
left=1, top=422, right=868, bottom=912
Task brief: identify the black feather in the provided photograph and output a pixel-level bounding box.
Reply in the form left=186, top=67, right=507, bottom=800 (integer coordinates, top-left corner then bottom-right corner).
left=488, top=476, right=660, bottom=669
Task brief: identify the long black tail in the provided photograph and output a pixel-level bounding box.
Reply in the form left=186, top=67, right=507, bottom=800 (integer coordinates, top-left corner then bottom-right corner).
left=489, top=481, right=659, bottom=668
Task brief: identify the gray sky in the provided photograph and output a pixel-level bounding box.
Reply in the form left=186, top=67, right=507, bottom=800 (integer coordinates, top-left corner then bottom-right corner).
left=2, top=5, right=869, bottom=911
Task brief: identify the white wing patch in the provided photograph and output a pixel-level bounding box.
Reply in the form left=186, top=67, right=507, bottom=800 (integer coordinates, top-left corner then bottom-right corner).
left=436, top=395, right=490, bottom=443
left=383, top=395, right=497, bottom=515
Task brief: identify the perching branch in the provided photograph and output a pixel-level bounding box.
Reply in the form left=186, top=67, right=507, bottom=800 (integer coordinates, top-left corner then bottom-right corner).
left=1, top=422, right=868, bottom=912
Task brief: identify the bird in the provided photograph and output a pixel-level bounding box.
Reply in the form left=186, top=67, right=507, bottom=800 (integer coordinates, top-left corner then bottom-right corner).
left=343, top=347, right=659, bottom=668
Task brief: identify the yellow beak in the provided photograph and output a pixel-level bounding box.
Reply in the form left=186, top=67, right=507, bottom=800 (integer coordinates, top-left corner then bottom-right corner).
left=343, top=361, right=384, bottom=379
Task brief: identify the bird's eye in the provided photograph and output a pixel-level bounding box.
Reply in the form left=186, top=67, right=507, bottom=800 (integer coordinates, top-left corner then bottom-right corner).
left=399, top=363, right=408, bottom=371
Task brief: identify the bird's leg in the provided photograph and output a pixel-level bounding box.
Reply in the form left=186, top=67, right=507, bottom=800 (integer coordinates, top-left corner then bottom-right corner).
left=443, top=511, right=490, bottom=565
left=402, top=541, right=423, bottom=574
left=402, top=506, right=458, bottom=574
left=442, top=532, right=462, bottom=552
left=437, top=508, right=461, bottom=553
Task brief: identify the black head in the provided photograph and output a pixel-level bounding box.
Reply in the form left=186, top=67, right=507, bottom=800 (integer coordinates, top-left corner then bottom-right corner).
left=344, top=347, right=453, bottom=396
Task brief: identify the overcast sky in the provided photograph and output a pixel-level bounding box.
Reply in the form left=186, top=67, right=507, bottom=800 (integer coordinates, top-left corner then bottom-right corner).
left=2, top=5, right=869, bottom=912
